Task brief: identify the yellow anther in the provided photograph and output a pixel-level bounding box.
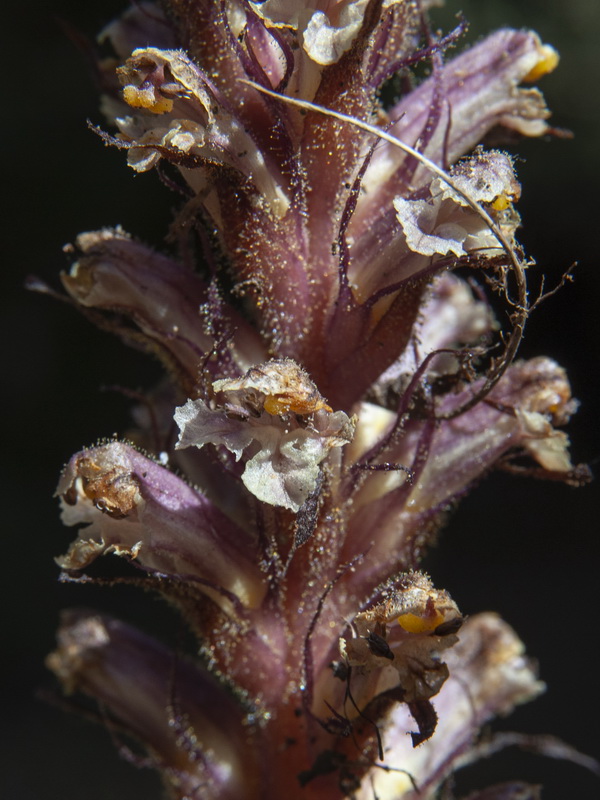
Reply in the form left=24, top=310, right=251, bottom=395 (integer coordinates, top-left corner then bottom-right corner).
left=122, top=85, right=173, bottom=114
left=523, top=45, right=559, bottom=83
left=397, top=610, right=445, bottom=634
left=263, top=395, right=332, bottom=416
left=491, top=195, right=511, bottom=211
left=263, top=395, right=290, bottom=415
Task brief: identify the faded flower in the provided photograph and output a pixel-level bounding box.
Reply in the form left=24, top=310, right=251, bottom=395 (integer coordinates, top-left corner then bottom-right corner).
left=175, top=358, right=355, bottom=510
left=43, top=2, right=595, bottom=799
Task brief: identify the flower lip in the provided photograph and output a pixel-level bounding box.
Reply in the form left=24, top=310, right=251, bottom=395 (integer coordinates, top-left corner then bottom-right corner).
left=356, top=613, right=546, bottom=799
left=175, top=359, right=355, bottom=511
left=251, top=0, right=371, bottom=66
left=321, top=573, right=463, bottom=746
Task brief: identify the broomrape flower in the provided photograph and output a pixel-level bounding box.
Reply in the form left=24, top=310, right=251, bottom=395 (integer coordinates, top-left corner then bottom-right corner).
left=44, top=2, right=595, bottom=798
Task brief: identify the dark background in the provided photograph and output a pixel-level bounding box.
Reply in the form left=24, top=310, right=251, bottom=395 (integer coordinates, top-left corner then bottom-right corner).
left=2, top=1, right=599, bottom=798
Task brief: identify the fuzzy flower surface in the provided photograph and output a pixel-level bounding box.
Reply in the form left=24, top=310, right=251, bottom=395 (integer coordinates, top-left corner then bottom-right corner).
left=45, top=2, right=592, bottom=799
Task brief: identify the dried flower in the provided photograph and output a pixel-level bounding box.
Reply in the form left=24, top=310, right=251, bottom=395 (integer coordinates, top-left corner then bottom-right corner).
left=44, top=2, right=595, bottom=798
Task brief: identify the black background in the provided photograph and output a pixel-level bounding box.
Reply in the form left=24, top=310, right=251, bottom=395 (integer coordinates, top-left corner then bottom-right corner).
left=2, top=1, right=599, bottom=798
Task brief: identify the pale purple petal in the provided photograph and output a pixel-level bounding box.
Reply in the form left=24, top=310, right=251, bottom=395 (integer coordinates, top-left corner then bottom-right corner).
left=56, top=441, right=266, bottom=610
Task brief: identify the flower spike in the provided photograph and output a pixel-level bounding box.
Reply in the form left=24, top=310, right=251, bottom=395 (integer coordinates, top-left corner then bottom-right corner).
left=44, top=3, right=592, bottom=798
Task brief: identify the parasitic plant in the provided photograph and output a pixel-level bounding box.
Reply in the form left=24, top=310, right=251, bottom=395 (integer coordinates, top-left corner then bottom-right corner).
left=43, top=2, right=594, bottom=798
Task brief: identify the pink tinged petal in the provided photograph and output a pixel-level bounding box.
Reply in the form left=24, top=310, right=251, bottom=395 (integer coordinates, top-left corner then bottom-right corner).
left=361, top=29, right=557, bottom=206
left=393, top=196, right=469, bottom=258
left=56, top=442, right=267, bottom=611
left=411, top=357, right=577, bottom=507
left=344, top=358, right=577, bottom=586
left=61, top=228, right=264, bottom=391
left=357, top=614, right=543, bottom=800
left=393, top=149, right=521, bottom=258
left=241, top=13, right=292, bottom=94
left=46, top=611, right=256, bottom=798
left=175, top=398, right=331, bottom=511
left=366, top=358, right=574, bottom=512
